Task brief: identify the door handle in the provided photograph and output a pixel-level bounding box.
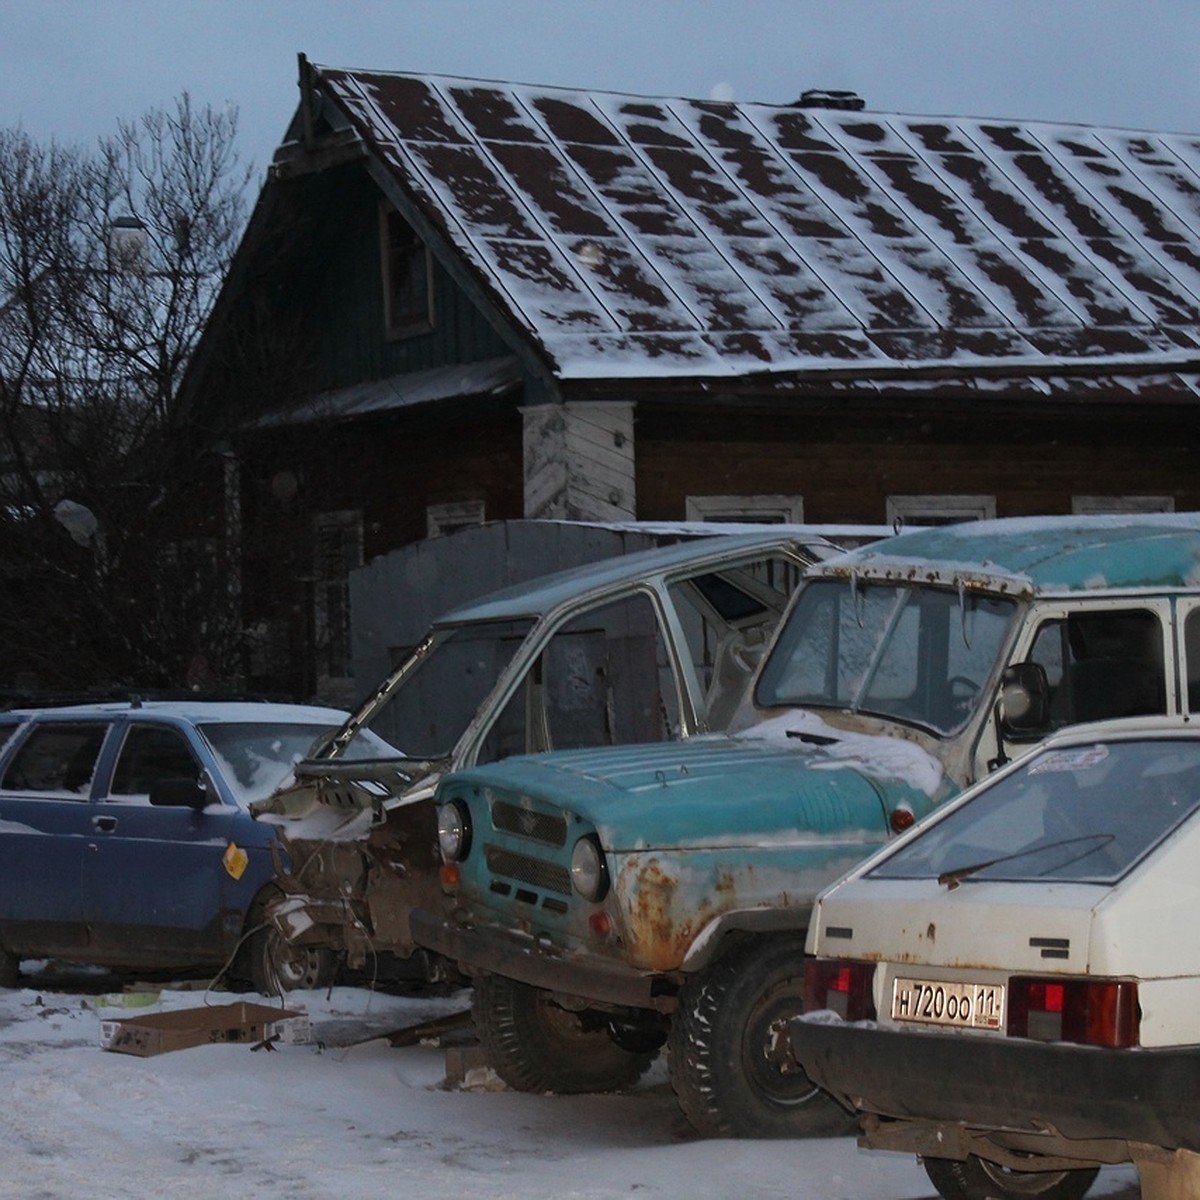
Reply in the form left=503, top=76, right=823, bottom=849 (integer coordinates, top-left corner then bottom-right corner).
left=92, top=815, right=117, bottom=833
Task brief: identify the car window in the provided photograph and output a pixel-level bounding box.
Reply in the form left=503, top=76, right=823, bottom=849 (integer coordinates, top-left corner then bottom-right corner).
left=480, top=592, right=681, bottom=762
left=756, top=580, right=1017, bottom=735
left=1028, top=609, right=1166, bottom=727
left=870, top=738, right=1200, bottom=885
left=0, top=721, right=111, bottom=797
left=1185, top=608, right=1200, bottom=712
left=668, top=555, right=801, bottom=729
left=110, top=724, right=201, bottom=799
left=358, top=619, right=536, bottom=760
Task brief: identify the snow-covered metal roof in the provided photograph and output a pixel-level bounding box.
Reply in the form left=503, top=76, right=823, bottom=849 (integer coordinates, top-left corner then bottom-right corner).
left=305, top=64, right=1200, bottom=393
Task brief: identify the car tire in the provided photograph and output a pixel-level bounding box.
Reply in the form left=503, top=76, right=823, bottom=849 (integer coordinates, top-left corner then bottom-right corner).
left=667, top=936, right=856, bottom=1138
left=0, top=948, right=18, bottom=989
left=472, top=973, right=657, bottom=1094
left=243, top=924, right=336, bottom=996
left=923, top=1155, right=1099, bottom=1200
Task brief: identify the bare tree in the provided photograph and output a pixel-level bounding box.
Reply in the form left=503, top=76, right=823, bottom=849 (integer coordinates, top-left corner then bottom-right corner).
left=0, top=96, right=252, bottom=696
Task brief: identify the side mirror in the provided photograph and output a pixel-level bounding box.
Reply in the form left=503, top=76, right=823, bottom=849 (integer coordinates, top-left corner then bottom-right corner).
left=149, top=775, right=209, bottom=810
left=998, top=662, right=1050, bottom=736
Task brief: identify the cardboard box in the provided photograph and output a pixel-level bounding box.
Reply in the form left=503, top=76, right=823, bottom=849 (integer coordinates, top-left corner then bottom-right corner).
left=99, top=1001, right=307, bottom=1057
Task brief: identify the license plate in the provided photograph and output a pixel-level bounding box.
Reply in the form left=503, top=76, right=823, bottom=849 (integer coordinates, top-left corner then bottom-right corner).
left=891, top=976, right=1005, bottom=1030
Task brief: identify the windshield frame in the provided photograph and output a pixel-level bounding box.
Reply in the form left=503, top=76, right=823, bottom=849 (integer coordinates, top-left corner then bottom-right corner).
left=322, top=616, right=540, bottom=764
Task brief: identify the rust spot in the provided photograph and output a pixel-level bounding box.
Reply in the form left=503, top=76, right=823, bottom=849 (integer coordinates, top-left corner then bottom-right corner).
left=617, top=856, right=716, bottom=971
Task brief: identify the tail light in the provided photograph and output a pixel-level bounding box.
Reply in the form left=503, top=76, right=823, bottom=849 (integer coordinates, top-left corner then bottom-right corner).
left=803, top=958, right=876, bottom=1021
left=1007, top=977, right=1139, bottom=1048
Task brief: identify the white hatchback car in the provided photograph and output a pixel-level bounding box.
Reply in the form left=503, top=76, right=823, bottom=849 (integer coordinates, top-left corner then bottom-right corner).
left=791, top=723, right=1200, bottom=1200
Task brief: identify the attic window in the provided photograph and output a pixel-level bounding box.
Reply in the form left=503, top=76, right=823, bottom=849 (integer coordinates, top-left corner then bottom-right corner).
left=380, top=205, right=434, bottom=339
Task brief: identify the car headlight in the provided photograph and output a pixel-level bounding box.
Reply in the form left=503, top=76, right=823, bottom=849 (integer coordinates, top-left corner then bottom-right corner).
left=437, top=799, right=472, bottom=862
left=570, top=835, right=609, bottom=901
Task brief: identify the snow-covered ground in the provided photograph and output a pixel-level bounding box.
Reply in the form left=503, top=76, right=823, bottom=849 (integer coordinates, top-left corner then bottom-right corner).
left=0, top=967, right=1142, bottom=1200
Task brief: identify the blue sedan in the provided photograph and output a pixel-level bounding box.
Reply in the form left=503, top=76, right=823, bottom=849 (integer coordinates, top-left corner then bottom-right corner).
left=0, top=699, right=367, bottom=994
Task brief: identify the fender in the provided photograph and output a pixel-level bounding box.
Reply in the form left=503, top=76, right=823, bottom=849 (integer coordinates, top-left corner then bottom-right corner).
left=680, top=903, right=814, bottom=974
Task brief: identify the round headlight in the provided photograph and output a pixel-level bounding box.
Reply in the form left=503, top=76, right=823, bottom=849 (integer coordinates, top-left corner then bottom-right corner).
left=570, top=835, right=609, bottom=902
left=437, top=799, right=472, bottom=862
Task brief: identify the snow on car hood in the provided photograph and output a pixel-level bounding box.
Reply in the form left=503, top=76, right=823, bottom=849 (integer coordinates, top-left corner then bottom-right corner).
left=446, top=724, right=945, bottom=853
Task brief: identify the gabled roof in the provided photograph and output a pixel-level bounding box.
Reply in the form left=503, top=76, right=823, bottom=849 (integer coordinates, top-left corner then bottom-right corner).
left=298, top=63, right=1200, bottom=395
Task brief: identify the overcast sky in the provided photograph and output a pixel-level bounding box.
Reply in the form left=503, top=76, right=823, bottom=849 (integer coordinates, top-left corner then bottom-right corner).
left=4, top=0, right=1199, bottom=181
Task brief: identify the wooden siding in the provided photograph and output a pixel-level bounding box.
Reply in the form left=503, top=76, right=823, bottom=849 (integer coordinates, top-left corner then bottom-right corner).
left=523, top=401, right=635, bottom=521
left=273, top=164, right=516, bottom=393
left=238, top=398, right=525, bottom=697
left=633, top=400, right=1200, bottom=524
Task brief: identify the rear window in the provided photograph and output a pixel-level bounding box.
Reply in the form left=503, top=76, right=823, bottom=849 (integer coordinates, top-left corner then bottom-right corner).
left=871, top=738, right=1200, bottom=886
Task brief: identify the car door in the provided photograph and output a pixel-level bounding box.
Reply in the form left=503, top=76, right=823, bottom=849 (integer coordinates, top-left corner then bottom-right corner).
left=81, top=719, right=249, bottom=969
left=0, top=719, right=113, bottom=955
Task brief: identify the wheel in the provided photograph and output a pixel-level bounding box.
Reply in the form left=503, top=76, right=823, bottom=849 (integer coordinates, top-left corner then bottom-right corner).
left=923, top=1155, right=1099, bottom=1200
left=242, top=923, right=335, bottom=996
left=472, top=973, right=657, bottom=1094
left=0, top=947, right=18, bottom=989
left=667, top=936, right=856, bottom=1138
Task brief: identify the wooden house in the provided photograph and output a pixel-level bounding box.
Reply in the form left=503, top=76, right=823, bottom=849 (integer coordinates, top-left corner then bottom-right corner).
left=184, top=57, right=1200, bottom=700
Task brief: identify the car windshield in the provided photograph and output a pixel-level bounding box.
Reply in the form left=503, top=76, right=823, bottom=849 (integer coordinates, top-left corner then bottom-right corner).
left=345, top=618, right=536, bottom=760
left=870, top=737, right=1200, bottom=885
left=755, top=579, right=1017, bottom=735
left=200, top=722, right=384, bottom=807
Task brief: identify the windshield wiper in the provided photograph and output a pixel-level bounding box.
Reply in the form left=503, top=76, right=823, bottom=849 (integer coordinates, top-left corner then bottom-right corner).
left=785, top=730, right=840, bottom=746
left=937, top=833, right=1115, bottom=890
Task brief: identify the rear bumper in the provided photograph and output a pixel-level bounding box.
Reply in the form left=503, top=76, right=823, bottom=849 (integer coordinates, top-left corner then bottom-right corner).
left=789, top=1016, right=1200, bottom=1153
left=409, top=908, right=677, bottom=1013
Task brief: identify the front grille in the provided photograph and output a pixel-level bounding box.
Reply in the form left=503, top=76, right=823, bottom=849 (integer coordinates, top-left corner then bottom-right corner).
left=485, top=844, right=571, bottom=896
left=490, top=800, right=567, bottom=846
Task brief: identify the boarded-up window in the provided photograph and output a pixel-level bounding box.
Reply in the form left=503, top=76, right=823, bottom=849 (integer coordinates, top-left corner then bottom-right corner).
left=685, top=495, right=803, bottom=523
left=1072, top=496, right=1175, bottom=514
left=886, top=494, right=995, bottom=527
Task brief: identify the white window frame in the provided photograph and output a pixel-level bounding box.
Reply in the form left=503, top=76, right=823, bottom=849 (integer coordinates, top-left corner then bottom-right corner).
left=427, top=500, right=486, bottom=538
left=886, top=494, right=996, bottom=528
left=1072, top=495, right=1175, bottom=515
left=685, top=495, right=803, bottom=524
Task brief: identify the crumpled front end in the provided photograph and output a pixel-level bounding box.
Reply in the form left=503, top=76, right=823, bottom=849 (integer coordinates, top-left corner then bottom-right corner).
left=255, top=756, right=447, bottom=973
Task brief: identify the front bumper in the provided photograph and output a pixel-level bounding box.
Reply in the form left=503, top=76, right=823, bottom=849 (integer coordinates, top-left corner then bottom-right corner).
left=409, top=908, right=678, bottom=1013
left=790, top=1016, right=1200, bottom=1153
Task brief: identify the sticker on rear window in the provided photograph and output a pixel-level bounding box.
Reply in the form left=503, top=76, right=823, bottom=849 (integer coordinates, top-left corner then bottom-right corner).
left=1029, top=745, right=1110, bottom=775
